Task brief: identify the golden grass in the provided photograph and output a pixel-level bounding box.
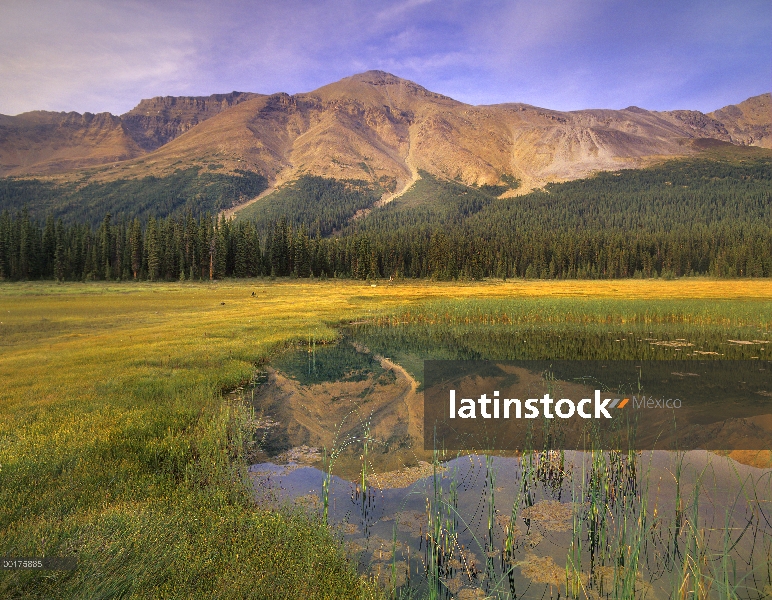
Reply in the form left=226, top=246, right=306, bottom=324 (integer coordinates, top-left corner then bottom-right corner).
left=0, top=277, right=770, bottom=598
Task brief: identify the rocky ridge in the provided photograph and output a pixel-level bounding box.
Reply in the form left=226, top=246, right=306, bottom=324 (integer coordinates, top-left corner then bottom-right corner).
left=0, top=71, right=768, bottom=200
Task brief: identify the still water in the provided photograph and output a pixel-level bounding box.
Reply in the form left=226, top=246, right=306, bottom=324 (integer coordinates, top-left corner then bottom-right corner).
left=248, top=326, right=771, bottom=598
left=251, top=450, right=771, bottom=599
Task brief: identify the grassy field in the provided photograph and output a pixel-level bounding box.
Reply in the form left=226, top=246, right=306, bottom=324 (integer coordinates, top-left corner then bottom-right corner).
left=1, top=278, right=771, bottom=598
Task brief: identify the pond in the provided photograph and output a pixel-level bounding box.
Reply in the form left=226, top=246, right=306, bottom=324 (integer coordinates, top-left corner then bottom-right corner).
left=247, top=323, right=772, bottom=599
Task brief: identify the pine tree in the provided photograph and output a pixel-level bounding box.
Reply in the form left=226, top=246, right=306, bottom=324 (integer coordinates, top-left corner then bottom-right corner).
left=294, top=224, right=311, bottom=277
left=234, top=223, right=248, bottom=278
left=18, top=208, right=31, bottom=279
left=99, top=213, right=112, bottom=280
left=146, top=217, right=161, bottom=281
left=0, top=211, right=10, bottom=280
left=42, top=215, right=56, bottom=278
left=247, top=223, right=261, bottom=277
left=263, top=230, right=273, bottom=276
left=163, top=218, right=177, bottom=280
left=214, top=218, right=227, bottom=278
left=129, top=219, right=142, bottom=280
left=54, top=220, right=65, bottom=281
left=270, top=219, right=287, bottom=276
left=114, top=219, right=125, bottom=280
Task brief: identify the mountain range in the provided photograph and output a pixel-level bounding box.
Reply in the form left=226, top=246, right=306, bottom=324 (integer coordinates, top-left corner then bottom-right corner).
left=0, top=71, right=770, bottom=208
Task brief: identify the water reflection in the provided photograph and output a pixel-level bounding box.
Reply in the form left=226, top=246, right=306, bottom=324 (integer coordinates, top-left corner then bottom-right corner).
left=250, top=451, right=772, bottom=599
left=247, top=326, right=771, bottom=598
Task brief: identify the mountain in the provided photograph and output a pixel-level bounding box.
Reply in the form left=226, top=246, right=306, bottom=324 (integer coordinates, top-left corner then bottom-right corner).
left=120, top=91, right=263, bottom=151
left=122, top=72, right=772, bottom=197
left=0, top=92, right=261, bottom=176
left=708, top=94, right=771, bottom=148
left=0, top=110, right=143, bottom=175
left=0, top=71, right=769, bottom=213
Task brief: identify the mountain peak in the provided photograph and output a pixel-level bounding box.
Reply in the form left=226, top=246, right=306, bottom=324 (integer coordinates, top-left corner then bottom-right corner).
left=348, top=70, right=408, bottom=84
left=708, top=92, right=771, bottom=147
left=317, top=70, right=457, bottom=105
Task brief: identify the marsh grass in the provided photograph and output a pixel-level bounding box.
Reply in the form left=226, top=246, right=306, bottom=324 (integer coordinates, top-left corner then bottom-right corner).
left=1, top=278, right=770, bottom=598
left=408, top=448, right=770, bottom=600
left=0, top=280, right=399, bottom=599
left=336, top=287, right=771, bottom=598
left=350, top=299, right=771, bottom=391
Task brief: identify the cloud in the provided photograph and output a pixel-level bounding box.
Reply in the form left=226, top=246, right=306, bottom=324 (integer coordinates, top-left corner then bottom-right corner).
left=0, top=0, right=201, bottom=114
left=0, top=0, right=768, bottom=115
left=376, top=0, right=435, bottom=22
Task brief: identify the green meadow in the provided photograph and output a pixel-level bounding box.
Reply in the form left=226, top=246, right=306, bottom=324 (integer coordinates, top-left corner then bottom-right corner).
left=0, top=278, right=770, bottom=598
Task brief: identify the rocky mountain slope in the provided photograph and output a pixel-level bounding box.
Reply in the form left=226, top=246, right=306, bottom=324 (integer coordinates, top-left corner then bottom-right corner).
left=120, top=91, right=263, bottom=151
left=0, top=110, right=143, bottom=175
left=0, top=92, right=260, bottom=176
left=708, top=94, right=771, bottom=147
left=0, top=71, right=769, bottom=199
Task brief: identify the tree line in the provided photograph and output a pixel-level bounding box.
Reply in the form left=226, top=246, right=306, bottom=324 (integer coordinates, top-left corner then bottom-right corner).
left=1, top=154, right=770, bottom=281
left=0, top=209, right=372, bottom=281
left=1, top=208, right=769, bottom=282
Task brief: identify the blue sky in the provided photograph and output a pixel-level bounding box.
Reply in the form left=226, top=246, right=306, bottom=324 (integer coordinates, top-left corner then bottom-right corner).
left=0, top=0, right=769, bottom=116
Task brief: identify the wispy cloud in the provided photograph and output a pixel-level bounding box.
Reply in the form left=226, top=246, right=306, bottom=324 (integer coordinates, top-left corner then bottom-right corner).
left=0, top=0, right=768, bottom=115
left=0, top=0, right=200, bottom=114
left=376, top=0, right=435, bottom=22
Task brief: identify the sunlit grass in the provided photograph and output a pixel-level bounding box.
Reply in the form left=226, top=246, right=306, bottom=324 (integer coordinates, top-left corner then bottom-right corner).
left=0, top=278, right=770, bottom=598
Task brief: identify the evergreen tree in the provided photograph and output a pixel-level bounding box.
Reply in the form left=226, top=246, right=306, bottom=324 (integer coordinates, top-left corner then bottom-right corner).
left=214, top=216, right=227, bottom=278
left=42, top=215, right=55, bottom=277
left=99, top=213, right=112, bottom=280
left=146, top=217, right=161, bottom=281
left=129, top=218, right=142, bottom=280
left=54, top=219, right=65, bottom=281
left=294, top=224, right=311, bottom=278
left=0, top=211, right=10, bottom=279
left=234, top=222, right=248, bottom=278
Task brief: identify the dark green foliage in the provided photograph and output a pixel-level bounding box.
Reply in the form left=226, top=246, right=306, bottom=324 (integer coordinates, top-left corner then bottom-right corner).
left=0, top=168, right=267, bottom=226
left=477, top=183, right=509, bottom=196
left=500, top=173, right=520, bottom=189
left=294, top=224, right=311, bottom=278
left=237, top=175, right=381, bottom=237
left=0, top=155, right=769, bottom=281
left=268, top=217, right=292, bottom=277
left=475, top=157, right=771, bottom=233
left=374, top=169, right=491, bottom=219
left=0, top=210, right=250, bottom=281
left=145, top=217, right=161, bottom=281
left=335, top=157, right=771, bottom=279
